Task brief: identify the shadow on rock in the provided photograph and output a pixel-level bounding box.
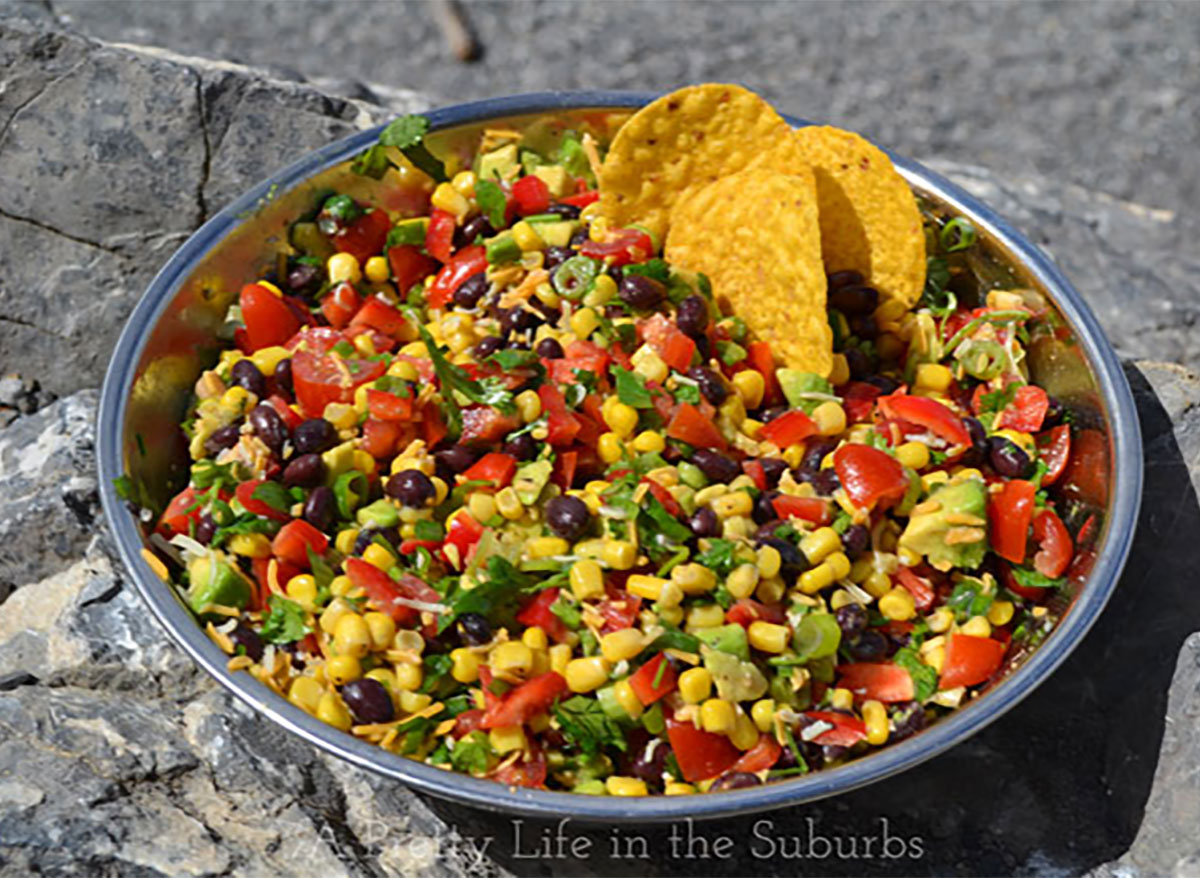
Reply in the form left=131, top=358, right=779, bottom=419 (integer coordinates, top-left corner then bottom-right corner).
left=422, top=363, right=1200, bottom=877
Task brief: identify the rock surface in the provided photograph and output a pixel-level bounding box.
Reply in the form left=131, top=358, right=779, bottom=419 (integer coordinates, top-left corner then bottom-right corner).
left=0, top=15, right=1198, bottom=877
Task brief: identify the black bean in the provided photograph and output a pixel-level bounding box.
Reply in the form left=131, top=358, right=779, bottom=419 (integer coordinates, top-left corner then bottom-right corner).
left=835, top=603, right=868, bottom=637
left=194, top=513, right=217, bottom=546
left=864, top=374, right=900, bottom=395
left=759, top=458, right=788, bottom=487
left=231, top=358, right=267, bottom=398
left=759, top=405, right=788, bottom=423
left=711, top=772, right=762, bottom=792
left=286, top=262, right=323, bottom=295
left=503, top=432, right=537, bottom=461
left=568, top=226, right=589, bottom=248
left=283, top=453, right=325, bottom=488
left=473, top=336, right=503, bottom=358
left=828, top=284, right=880, bottom=315
left=458, top=612, right=492, bottom=646
left=695, top=334, right=712, bottom=361
left=890, top=701, right=927, bottom=742
left=848, top=629, right=889, bottom=661
left=386, top=469, right=435, bottom=507
left=618, top=274, right=666, bottom=310
left=628, top=738, right=669, bottom=789
left=457, top=215, right=495, bottom=247
left=303, top=485, right=335, bottom=531
left=434, top=445, right=479, bottom=478
left=228, top=623, right=264, bottom=662
left=499, top=306, right=540, bottom=336
left=542, top=245, right=573, bottom=272
left=827, top=270, right=864, bottom=290
left=341, top=678, right=395, bottom=725
left=535, top=337, right=564, bottom=359
left=841, top=523, right=870, bottom=559
left=691, top=449, right=740, bottom=483
left=452, top=272, right=489, bottom=309
left=989, top=436, right=1033, bottom=479
left=849, top=313, right=879, bottom=341
left=248, top=404, right=288, bottom=453
left=204, top=423, right=242, bottom=455
left=292, top=418, right=337, bottom=455
left=688, top=506, right=720, bottom=539
left=675, top=295, right=709, bottom=338
left=274, top=358, right=294, bottom=397
left=844, top=347, right=875, bottom=380
left=1043, top=395, right=1066, bottom=427
left=757, top=536, right=805, bottom=574
left=545, top=495, right=591, bottom=541
left=546, top=202, right=581, bottom=220
left=960, top=416, right=989, bottom=467
left=753, top=490, right=778, bottom=525
left=687, top=366, right=727, bottom=406
left=802, top=468, right=840, bottom=496
left=802, top=438, right=838, bottom=472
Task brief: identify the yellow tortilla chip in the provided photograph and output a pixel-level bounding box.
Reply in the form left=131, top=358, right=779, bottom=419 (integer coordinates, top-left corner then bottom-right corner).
left=665, top=169, right=831, bottom=376
left=598, top=84, right=805, bottom=243
left=791, top=125, right=926, bottom=306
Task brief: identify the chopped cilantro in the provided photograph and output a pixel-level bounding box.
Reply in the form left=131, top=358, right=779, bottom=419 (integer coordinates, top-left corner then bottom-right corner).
left=623, top=258, right=670, bottom=283
left=613, top=366, right=653, bottom=409
left=555, top=696, right=626, bottom=756
left=892, top=647, right=938, bottom=701
left=377, top=114, right=447, bottom=182
left=1009, top=566, right=1065, bottom=592
left=717, top=340, right=748, bottom=366
left=250, top=480, right=292, bottom=514
left=694, top=538, right=742, bottom=578
left=260, top=595, right=311, bottom=644
left=474, top=178, right=508, bottom=229
left=450, top=731, right=495, bottom=775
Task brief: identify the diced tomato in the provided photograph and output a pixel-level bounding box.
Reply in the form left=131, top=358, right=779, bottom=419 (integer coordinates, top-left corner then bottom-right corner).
left=665, top=718, right=741, bottom=783
left=444, top=510, right=485, bottom=559
left=560, top=190, right=599, bottom=208
left=158, top=487, right=202, bottom=536
left=643, top=479, right=681, bottom=517
left=511, top=174, right=551, bottom=215
left=427, top=244, right=488, bottom=309
left=759, top=410, right=817, bottom=448
left=803, top=711, right=867, bottom=747
left=271, top=519, right=329, bottom=569
left=291, top=348, right=386, bottom=418
left=463, top=452, right=518, bottom=488
left=398, top=538, right=441, bottom=556
left=420, top=403, right=448, bottom=448
left=1062, top=428, right=1109, bottom=507
left=538, top=384, right=582, bottom=446
left=730, top=734, right=782, bottom=774
left=265, top=394, right=303, bottom=430
left=457, top=406, right=519, bottom=446
left=285, top=326, right=342, bottom=355
left=836, top=663, right=916, bottom=702
left=640, top=313, right=696, bottom=372
left=995, top=385, right=1049, bottom=433
left=579, top=228, right=654, bottom=267
left=344, top=558, right=442, bottom=629
left=596, top=589, right=642, bottom=632
left=493, top=749, right=548, bottom=788
left=988, top=479, right=1036, bottom=564
left=452, top=709, right=485, bottom=739
left=895, top=566, right=936, bottom=611
left=746, top=341, right=783, bottom=407
left=1000, top=561, right=1045, bottom=602
left=771, top=494, right=832, bottom=524
left=548, top=340, right=611, bottom=383
left=1036, top=424, right=1071, bottom=486
left=552, top=449, right=578, bottom=491
left=349, top=297, right=409, bottom=339
left=240, top=283, right=303, bottom=352
left=940, top=633, right=1006, bottom=689
left=627, top=653, right=677, bottom=706
left=320, top=282, right=362, bottom=329
left=1032, top=508, right=1073, bottom=579
left=877, top=394, right=970, bottom=447
left=366, top=388, right=414, bottom=422
left=667, top=402, right=726, bottom=450
left=480, top=671, right=569, bottom=729
left=235, top=479, right=290, bottom=522
left=833, top=444, right=910, bottom=510
left=843, top=381, right=884, bottom=421
left=329, top=207, right=390, bottom=264
left=424, top=208, right=456, bottom=263
left=360, top=417, right=407, bottom=459
left=726, top=598, right=786, bottom=629
left=742, top=459, right=767, bottom=491
left=514, top=587, right=570, bottom=643
left=387, top=244, right=440, bottom=296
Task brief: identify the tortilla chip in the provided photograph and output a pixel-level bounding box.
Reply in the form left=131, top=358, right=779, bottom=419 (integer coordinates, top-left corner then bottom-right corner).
left=665, top=168, right=832, bottom=376
left=791, top=125, right=926, bottom=306
left=598, top=84, right=806, bottom=243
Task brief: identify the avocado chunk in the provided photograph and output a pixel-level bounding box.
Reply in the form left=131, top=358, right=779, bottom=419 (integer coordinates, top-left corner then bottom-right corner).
left=694, top=623, right=749, bottom=661
left=485, top=231, right=521, bottom=265
left=513, top=459, right=553, bottom=506
left=532, top=164, right=570, bottom=197
left=356, top=497, right=400, bottom=529
left=186, top=554, right=251, bottom=614
left=530, top=220, right=578, bottom=248
left=777, top=369, right=835, bottom=414
left=388, top=217, right=428, bottom=247
left=477, top=144, right=519, bottom=182
left=899, top=476, right=988, bottom=570
left=702, top=648, right=768, bottom=702
left=321, top=440, right=357, bottom=481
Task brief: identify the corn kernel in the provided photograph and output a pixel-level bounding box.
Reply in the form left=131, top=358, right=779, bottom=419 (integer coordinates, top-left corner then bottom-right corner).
left=362, top=255, right=390, bottom=284
left=601, top=628, right=648, bottom=664
left=828, top=352, right=851, bottom=386
left=829, top=687, right=855, bottom=711
left=447, top=647, right=480, bottom=684
left=730, top=711, right=760, bottom=750
left=511, top=220, right=545, bottom=252
left=327, top=654, right=362, bottom=685
left=362, top=543, right=395, bottom=571
left=751, top=698, right=776, bottom=733
left=548, top=643, right=572, bottom=676
left=333, top=613, right=371, bottom=658
left=316, top=692, right=353, bottom=731
left=700, top=698, right=736, bottom=734
left=604, top=401, right=639, bottom=438
left=726, top=563, right=760, bottom=600
left=626, top=574, right=668, bottom=601
left=915, top=363, right=953, bottom=392
left=879, top=586, right=917, bottom=621
left=961, top=615, right=993, bottom=638
left=520, top=626, right=549, bottom=652
left=665, top=782, right=696, bottom=796
left=431, top=182, right=470, bottom=220
left=288, top=676, right=324, bottom=713
left=491, top=641, right=534, bottom=676
left=570, top=306, right=600, bottom=339
left=825, top=551, right=852, bottom=580
left=732, top=370, right=765, bottom=409
left=613, top=679, right=644, bottom=719
left=630, top=345, right=669, bottom=384
left=495, top=486, right=523, bottom=520
left=631, top=430, right=666, bottom=453
left=863, top=699, right=889, bottom=746
left=756, top=544, right=782, bottom=579
left=327, top=252, right=362, bottom=285
left=319, top=598, right=352, bottom=635
left=897, top=546, right=923, bottom=568
left=228, top=533, right=272, bottom=558
left=896, top=441, right=931, bottom=470
left=987, top=600, right=1015, bottom=627
left=388, top=359, right=419, bottom=381
left=863, top=570, right=893, bottom=599
left=740, top=418, right=764, bottom=440
left=514, top=389, right=542, bottom=423
left=748, top=621, right=790, bottom=654
left=582, top=273, right=617, bottom=308
left=602, top=540, right=637, bottom=571
left=568, top=559, right=605, bottom=601
left=755, top=576, right=786, bottom=604
left=399, top=690, right=432, bottom=713
left=489, top=724, right=527, bottom=754
left=654, top=581, right=684, bottom=611
left=925, top=606, right=954, bottom=634
left=800, top=527, right=841, bottom=564
left=924, top=646, right=946, bottom=673
left=565, top=656, right=610, bottom=692
left=711, top=491, right=754, bottom=520
left=798, top=562, right=837, bottom=595
left=248, top=345, right=290, bottom=376
left=686, top=603, right=726, bottom=630
left=361, top=612, right=395, bottom=652
left=677, top=666, right=713, bottom=704
left=286, top=573, right=318, bottom=608
left=365, top=668, right=398, bottom=694
left=391, top=660, right=421, bottom=692
left=597, top=431, right=624, bottom=464
left=606, top=776, right=648, bottom=797
left=659, top=605, right=684, bottom=627
left=526, top=536, right=569, bottom=559
left=671, top=562, right=717, bottom=595
left=812, top=401, right=847, bottom=437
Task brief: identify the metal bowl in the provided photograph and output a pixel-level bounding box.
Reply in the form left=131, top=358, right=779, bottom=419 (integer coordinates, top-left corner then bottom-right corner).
left=97, top=91, right=1142, bottom=821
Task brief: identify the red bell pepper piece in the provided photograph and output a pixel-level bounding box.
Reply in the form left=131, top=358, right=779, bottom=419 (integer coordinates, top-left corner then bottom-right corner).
left=511, top=174, right=551, bottom=215
left=349, top=296, right=409, bottom=339
left=643, top=479, right=681, bottom=517
left=538, top=383, right=582, bottom=446
left=833, top=444, right=909, bottom=510
left=803, top=711, right=867, bottom=747
left=725, top=598, right=786, bottom=629
left=320, top=282, right=362, bottom=329
left=665, top=718, right=741, bottom=783
left=746, top=341, right=783, bottom=406
left=836, top=663, right=916, bottom=702
left=877, top=394, right=970, bottom=447
left=561, top=190, right=599, bottom=208
left=842, top=381, right=884, bottom=421
left=271, top=520, right=329, bottom=569
left=458, top=406, right=520, bottom=446
left=235, top=479, right=291, bottom=522
left=515, top=587, right=570, bottom=643
left=730, top=734, right=783, bottom=774
left=266, top=394, right=303, bottom=430
left=940, top=633, right=1006, bottom=689
left=330, top=207, right=390, bottom=264
left=895, top=566, right=936, bottom=611
left=479, top=671, right=569, bottom=729
left=759, top=410, right=818, bottom=448
left=771, top=495, right=832, bottom=524
left=240, top=283, right=303, bottom=352
left=444, top=510, right=485, bottom=559
left=988, top=479, right=1036, bottom=564
left=1032, top=508, right=1073, bottom=578
left=424, top=208, right=456, bottom=263
left=366, top=388, right=414, bottom=422
left=1036, top=424, right=1071, bottom=486
left=463, top=452, right=518, bottom=489
left=386, top=244, right=439, bottom=294
left=742, top=459, right=767, bottom=491
left=427, top=244, right=487, bottom=309
left=627, top=653, right=678, bottom=706
left=995, top=385, right=1050, bottom=433
left=667, top=402, right=727, bottom=450
left=552, top=449, right=578, bottom=491
left=344, top=558, right=442, bottom=629
left=360, top=417, right=407, bottom=459
left=158, top=487, right=203, bottom=536
left=579, top=228, right=654, bottom=267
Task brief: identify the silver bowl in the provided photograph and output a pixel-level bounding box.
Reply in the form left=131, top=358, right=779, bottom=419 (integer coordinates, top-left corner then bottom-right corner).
left=97, top=91, right=1142, bottom=821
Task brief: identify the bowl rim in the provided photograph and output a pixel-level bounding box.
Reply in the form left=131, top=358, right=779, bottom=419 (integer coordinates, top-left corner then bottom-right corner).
left=97, top=89, right=1143, bottom=822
